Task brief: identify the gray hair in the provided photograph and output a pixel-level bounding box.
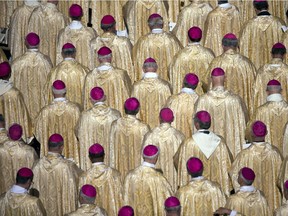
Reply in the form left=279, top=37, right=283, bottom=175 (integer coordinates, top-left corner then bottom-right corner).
left=222, top=38, right=238, bottom=47
left=98, top=54, right=112, bottom=60
left=148, top=17, right=164, bottom=27
left=239, top=173, right=253, bottom=185
left=143, top=62, right=158, bottom=69
left=80, top=191, right=96, bottom=204
left=266, top=85, right=282, bottom=92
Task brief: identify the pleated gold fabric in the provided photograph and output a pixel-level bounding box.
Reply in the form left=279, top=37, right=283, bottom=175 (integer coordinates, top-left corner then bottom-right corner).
left=33, top=152, right=82, bottom=216
left=0, top=1, right=23, bottom=28
left=172, top=0, right=213, bottom=47
left=11, top=50, right=52, bottom=121
left=79, top=163, right=122, bottom=216
left=83, top=63, right=132, bottom=114
left=176, top=177, right=226, bottom=216
left=0, top=48, right=7, bottom=62
left=75, top=104, right=121, bottom=170
left=174, top=136, right=232, bottom=195
left=44, top=59, right=89, bottom=106
left=132, top=31, right=183, bottom=81
left=282, top=32, right=288, bottom=64
left=65, top=204, right=107, bottom=216
left=0, top=191, right=46, bottom=216
left=207, top=49, right=257, bottom=116
left=131, top=77, right=172, bottom=128
left=109, top=115, right=150, bottom=179
left=167, top=0, right=181, bottom=23
left=278, top=156, right=288, bottom=195
left=283, top=126, right=288, bottom=158
left=225, top=188, right=271, bottom=216
left=9, top=3, right=39, bottom=60
left=251, top=100, right=288, bottom=156
left=56, top=24, right=97, bottom=69
left=123, top=165, right=173, bottom=216
left=165, top=91, right=199, bottom=137
left=239, top=16, right=285, bottom=69
left=28, top=3, right=68, bottom=66
left=124, top=0, right=169, bottom=44
left=0, top=139, right=38, bottom=195
left=34, top=99, right=81, bottom=165
left=204, top=4, right=242, bottom=57
left=169, top=43, right=214, bottom=93
left=268, top=0, right=288, bottom=23
left=0, top=129, right=8, bottom=144
left=274, top=203, right=288, bottom=216
left=195, top=86, right=247, bottom=158
left=90, top=0, right=125, bottom=33
left=253, top=58, right=288, bottom=112
left=90, top=32, right=134, bottom=81
left=236, top=0, right=254, bottom=23
left=142, top=123, right=185, bottom=190
left=0, top=86, right=32, bottom=140
left=229, top=142, right=283, bottom=211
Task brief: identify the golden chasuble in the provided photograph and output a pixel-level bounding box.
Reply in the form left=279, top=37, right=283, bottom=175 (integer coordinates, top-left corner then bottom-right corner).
left=0, top=48, right=7, bottom=62
left=65, top=204, right=107, bottom=216
left=274, top=203, right=288, bottom=216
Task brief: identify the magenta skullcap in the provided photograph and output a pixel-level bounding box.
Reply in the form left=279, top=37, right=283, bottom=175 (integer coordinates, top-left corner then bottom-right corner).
left=164, top=196, right=181, bottom=209
left=184, top=73, right=199, bottom=86
left=195, top=110, right=211, bottom=123
left=124, top=97, right=140, bottom=111
left=148, top=13, right=162, bottom=20
left=26, top=32, right=40, bottom=46
left=0, top=62, right=11, bottom=77
left=90, top=87, right=104, bottom=101
left=223, top=33, right=237, bottom=40
left=62, top=43, right=75, bottom=50
left=69, top=4, right=83, bottom=17
left=144, top=57, right=156, bottom=64
left=284, top=180, right=288, bottom=190
left=49, top=133, right=63, bottom=143
left=17, top=167, right=33, bottom=178
left=8, top=124, right=23, bottom=141
left=143, top=144, right=159, bottom=158
left=186, top=157, right=203, bottom=174
left=101, top=15, right=116, bottom=25
left=240, top=167, right=255, bottom=181
left=211, top=67, right=225, bottom=76
left=118, top=206, right=134, bottom=216
left=267, top=79, right=281, bottom=86
left=272, top=42, right=286, bottom=49
left=97, top=46, right=112, bottom=56
left=160, top=108, right=174, bottom=123
left=89, top=143, right=104, bottom=155
left=52, top=80, right=66, bottom=94
left=252, top=121, right=267, bottom=137
left=81, top=184, right=97, bottom=198
left=188, top=26, right=202, bottom=40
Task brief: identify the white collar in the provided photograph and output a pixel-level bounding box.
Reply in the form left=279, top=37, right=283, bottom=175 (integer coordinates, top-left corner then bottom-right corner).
left=143, top=72, right=158, bottom=79
left=252, top=141, right=266, bottom=145
left=53, top=97, right=66, bottom=102
left=267, top=93, right=283, bottom=102
left=92, top=162, right=105, bottom=166
left=97, top=64, right=112, bottom=71
left=10, top=185, right=28, bottom=194
left=94, top=101, right=105, bottom=106
left=219, top=3, right=231, bottom=8
left=152, top=29, right=163, bottom=34
left=27, top=48, right=38, bottom=52
left=24, top=0, right=40, bottom=7
left=240, top=185, right=255, bottom=192
left=191, top=176, right=204, bottom=181
left=142, top=161, right=156, bottom=168
left=69, top=21, right=83, bottom=30
left=64, top=57, right=75, bottom=61
left=190, top=42, right=201, bottom=45
left=181, top=87, right=196, bottom=94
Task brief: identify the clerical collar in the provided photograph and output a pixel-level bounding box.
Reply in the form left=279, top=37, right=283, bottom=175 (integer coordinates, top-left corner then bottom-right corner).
left=198, top=129, right=210, bottom=134
left=64, top=57, right=75, bottom=61
left=27, top=48, right=38, bottom=52
left=252, top=141, right=266, bottom=145
left=143, top=72, right=158, bottom=79
left=257, top=11, right=270, bottom=16
left=94, top=101, right=105, bottom=106
left=92, top=162, right=105, bottom=166
left=142, top=161, right=156, bottom=168
left=267, top=93, right=283, bottom=102
left=181, top=87, right=195, bottom=94
left=24, top=0, right=40, bottom=7
left=152, top=28, right=163, bottom=34
left=240, top=185, right=255, bottom=192
left=218, top=3, right=231, bottom=8
left=54, top=97, right=66, bottom=102
left=190, top=42, right=201, bottom=45
left=69, top=20, right=83, bottom=30
left=191, top=176, right=204, bottom=181
left=10, top=185, right=28, bottom=194
left=98, top=64, right=112, bottom=71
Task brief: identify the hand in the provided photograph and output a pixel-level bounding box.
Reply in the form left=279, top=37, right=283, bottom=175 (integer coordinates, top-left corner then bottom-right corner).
left=214, top=207, right=232, bottom=215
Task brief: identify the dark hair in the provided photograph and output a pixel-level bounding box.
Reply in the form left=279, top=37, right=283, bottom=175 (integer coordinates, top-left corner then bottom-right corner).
left=189, top=38, right=201, bottom=43
left=165, top=207, right=181, bottom=213
left=124, top=107, right=139, bottom=115
left=272, top=48, right=286, bottom=55
left=101, top=23, right=115, bottom=31
left=183, top=81, right=197, bottom=89
left=71, top=16, right=81, bottom=21
left=0, top=114, right=5, bottom=122
left=16, top=174, right=33, bottom=184
left=218, top=0, right=228, bottom=4
left=253, top=1, right=269, bottom=11
left=48, top=141, right=63, bottom=148
left=222, top=38, right=238, bottom=47
left=89, top=152, right=105, bottom=159
left=188, top=170, right=203, bottom=178
left=194, top=117, right=211, bottom=129
left=62, top=48, right=76, bottom=56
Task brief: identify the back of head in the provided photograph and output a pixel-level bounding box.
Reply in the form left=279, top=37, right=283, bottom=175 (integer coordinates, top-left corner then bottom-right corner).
left=159, top=108, right=174, bottom=124
left=222, top=33, right=238, bottom=49
left=16, top=167, right=34, bottom=185
left=89, top=143, right=105, bottom=162
left=251, top=121, right=267, bottom=141
left=284, top=180, right=288, bottom=200
left=124, top=97, right=140, bottom=115
left=62, top=43, right=76, bottom=58
left=69, top=4, right=83, bottom=20
left=186, top=157, right=204, bottom=178
left=142, top=57, right=158, bottom=72
left=0, top=61, right=11, bottom=80
left=188, top=26, right=202, bottom=43
left=194, top=111, right=211, bottom=130
left=183, top=73, right=199, bottom=89
left=101, top=15, right=116, bottom=32
left=253, top=0, right=269, bottom=11
left=148, top=13, right=164, bottom=29
left=97, top=46, right=112, bottom=63
left=165, top=196, right=181, bottom=216
left=80, top=184, right=97, bottom=204
left=266, top=79, right=281, bottom=94
left=142, top=145, right=159, bottom=163
left=48, top=133, right=64, bottom=151
left=0, top=114, right=5, bottom=128
left=8, top=124, right=23, bottom=141
left=211, top=67, right=225, bottom=87
left=25, top=32, right=40, bottom=49
left=238, top=167, right=255, bottom=186
left=118, top=206, right=134, bottom=216
left=271, top=43, right=286, bottom=57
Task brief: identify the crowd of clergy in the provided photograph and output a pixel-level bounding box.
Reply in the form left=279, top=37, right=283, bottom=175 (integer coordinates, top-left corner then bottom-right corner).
left=1, top=0, right=288, bottom=215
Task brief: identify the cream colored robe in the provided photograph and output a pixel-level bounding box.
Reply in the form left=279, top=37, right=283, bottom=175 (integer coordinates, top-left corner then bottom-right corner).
left=65, top=204, right=107, bottom=216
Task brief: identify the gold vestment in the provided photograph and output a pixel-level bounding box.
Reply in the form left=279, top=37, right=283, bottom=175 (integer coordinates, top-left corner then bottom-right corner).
left=0, top=48, right=7, bottom=62
left=176, top=177, right=226, bottom=216
left=33, top=152, right=82, bottom=216
left=0, top=1, right=23, bottom=28
left=0, top=129, right=8, bottom=144
left=229, top=142, right=283, bottom=210
left=123, top=164, right=173, bottom=216
left=142, top=123, right=185, bottom=190
left=65, top=204, right=107, bottom=216
left=79, top=163, right=122, bottom=216
left=75, top=103, right=121, bottom=170
left=11, top=50, right=52, bottom=121
left=195, top=86, right=247, bottom=158
left=109, top=115, right=150, bottom=178
left=274, top=203, right=288, bottom=216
